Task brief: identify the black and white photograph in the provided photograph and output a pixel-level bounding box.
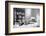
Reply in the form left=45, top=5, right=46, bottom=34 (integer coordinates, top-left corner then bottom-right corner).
left=5, top=1, right=45, bottom=35
left=13, top=8, right=40, bottom=28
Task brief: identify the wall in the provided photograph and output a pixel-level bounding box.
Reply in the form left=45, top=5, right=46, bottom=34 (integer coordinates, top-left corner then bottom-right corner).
left=0, top=0, right=46, bottom=36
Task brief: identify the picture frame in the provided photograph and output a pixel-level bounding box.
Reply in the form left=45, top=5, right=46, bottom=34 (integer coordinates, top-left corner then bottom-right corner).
left=5, top=1, right=45, bottom=35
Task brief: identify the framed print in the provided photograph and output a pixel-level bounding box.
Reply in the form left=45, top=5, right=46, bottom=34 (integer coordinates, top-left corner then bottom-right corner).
left=5, top=1, right=45, bottom=35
